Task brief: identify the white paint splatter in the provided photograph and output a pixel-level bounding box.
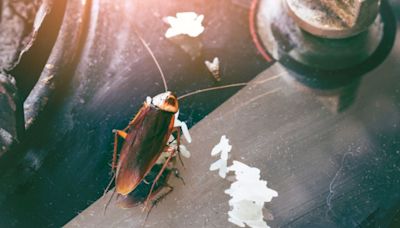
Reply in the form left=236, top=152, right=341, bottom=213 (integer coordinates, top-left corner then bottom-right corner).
left=209, top=135, right=232, bottom=178
left=164, top=12, right=205, bottom=38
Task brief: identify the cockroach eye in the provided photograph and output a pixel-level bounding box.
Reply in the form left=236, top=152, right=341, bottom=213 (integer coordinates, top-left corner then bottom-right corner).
left=167, top=97, right=176, bottom=106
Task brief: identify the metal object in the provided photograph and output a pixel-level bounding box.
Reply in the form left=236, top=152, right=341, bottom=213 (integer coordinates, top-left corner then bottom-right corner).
left=285, top=0, right=381, bottom=39
left=68, top=45, right=400, bottom=226
left=256, top=0, right=393, bottom=72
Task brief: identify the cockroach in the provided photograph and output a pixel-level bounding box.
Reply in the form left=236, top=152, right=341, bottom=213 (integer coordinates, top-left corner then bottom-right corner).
left=104, top=26, right=281, bottom=214
left=116, top=145, right=185, bottom=210
left=106, top=91, right=181, bottom=209
left=103, top=30, right=186, bottom=213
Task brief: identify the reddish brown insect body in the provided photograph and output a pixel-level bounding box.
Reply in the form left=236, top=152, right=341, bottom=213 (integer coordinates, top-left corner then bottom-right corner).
left=105, top=27, right=251, bottom=211
left=109, top=91, right=179, bottom=206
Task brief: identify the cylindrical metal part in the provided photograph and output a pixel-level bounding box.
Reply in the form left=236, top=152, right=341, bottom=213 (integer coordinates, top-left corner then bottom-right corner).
left=256, top=0, right=387, bottom=72
left=285, top=0, right=381, bottom=39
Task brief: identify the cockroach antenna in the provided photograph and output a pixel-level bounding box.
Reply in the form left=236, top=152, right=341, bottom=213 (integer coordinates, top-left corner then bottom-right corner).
left=177, top=82, right=248, bottom=100
left=133, top=27, right=168, bottom=92
left=177, top=71, right=287, bottom=100
left=133, top=26, right=285, bottom=101
left=103, top=173, right=115, bottom=198
left=104, top=188, right=116, bottom=215
left=103, top=172, right=116, bottom=214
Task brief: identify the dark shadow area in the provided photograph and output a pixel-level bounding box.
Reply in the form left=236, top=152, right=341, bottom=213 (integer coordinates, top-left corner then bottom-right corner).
left=0, top=0, right=271, bottom=227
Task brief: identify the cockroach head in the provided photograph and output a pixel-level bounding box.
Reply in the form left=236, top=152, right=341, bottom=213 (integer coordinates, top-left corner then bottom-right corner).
left=151, top=91, right=178, bottom=113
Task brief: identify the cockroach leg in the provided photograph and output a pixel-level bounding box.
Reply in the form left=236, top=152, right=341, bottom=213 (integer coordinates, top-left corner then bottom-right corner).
left=105, top=128, right=128, bottom=204
left=112, top=132, right=119, bottom=172
left=144, top=184, right=174, bottom=223
left=103, top=129, right=128, bottom=205
left=103, top=174, right=116, bottom=198
left=171, top=167, right=185, bottom=185
left=172, top=127, right=184, bottom=168
left=112, top=129, right=127, bottom=171
left=153, top=184, right=174, bottom=206
left=144, top=150, right=175, bottom=209
left=104, top=188, right=117, bottom=215
left=113, top=129, right=128, bottom=139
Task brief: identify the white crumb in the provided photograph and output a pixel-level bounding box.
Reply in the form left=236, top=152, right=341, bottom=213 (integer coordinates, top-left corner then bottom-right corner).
left=209, top=135, right=232, bottom=178
left=146, top=96, right=152, bottom=104
left=164, top=12, right=204, bottom=38
left=174, top=110, right=192, bottom=143
left=209, top=136, right=278, bottom=228
left=225, top=161, right=278, bottom=228
left=204, top=57, right=220, bottom=80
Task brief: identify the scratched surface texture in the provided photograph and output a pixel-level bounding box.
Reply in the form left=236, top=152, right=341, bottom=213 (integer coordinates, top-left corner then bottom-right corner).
left=1, top=0, right=400, bottom=227
left=68, top=18, right=400, bottom=227
left=0, top=0, right=270, bottom=227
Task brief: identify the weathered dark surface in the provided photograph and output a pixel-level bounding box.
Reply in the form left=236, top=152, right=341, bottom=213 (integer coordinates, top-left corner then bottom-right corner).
left=0, top=73, right=23, bottom=157
left=69, top=28, right=400, bottom=227
left=0, top=0, right=43, bottom=70
left=23, top=0, right=91, bottom=129
left=0, top=0, right=269, bottom=227
left=0, top=0, right=399, bottom=227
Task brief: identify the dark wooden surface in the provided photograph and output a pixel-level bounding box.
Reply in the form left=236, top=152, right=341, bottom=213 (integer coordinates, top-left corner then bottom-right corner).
left=68, top=21, right=400, bottom=227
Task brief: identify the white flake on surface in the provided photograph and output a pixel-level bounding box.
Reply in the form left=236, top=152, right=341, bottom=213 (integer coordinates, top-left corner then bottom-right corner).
left=174, top=110, right=192, bottom=143
left=204, top=57, right=220, bottom=81
left=209, top=136, right=278, bottom=228
left=146, top=96, right=152, bottom=105
left=209, top=135, right=232, bottom=178
left=164, top=12, right=205, bottom=38
left=156, top=135, right=191, bottom=165
left=156, top=150, right=170, bottom=165
left=178, top=144, right=191, bottom=158
left=167, top=135, right=191, bottom=159
left=225, top=161, right=278, bottom=228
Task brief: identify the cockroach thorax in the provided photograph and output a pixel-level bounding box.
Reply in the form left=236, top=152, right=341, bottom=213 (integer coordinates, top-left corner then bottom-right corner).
left=150, top=91, right=179, bottom=113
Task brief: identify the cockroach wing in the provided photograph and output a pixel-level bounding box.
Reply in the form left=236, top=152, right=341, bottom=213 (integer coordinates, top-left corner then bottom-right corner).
left=117, top=163, right=173, bottom=208
left=115, top=104, right=174, bottom=196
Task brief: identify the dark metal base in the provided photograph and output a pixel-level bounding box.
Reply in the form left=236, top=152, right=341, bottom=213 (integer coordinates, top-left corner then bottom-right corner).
left=256, top=0, right=396, bottom=89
